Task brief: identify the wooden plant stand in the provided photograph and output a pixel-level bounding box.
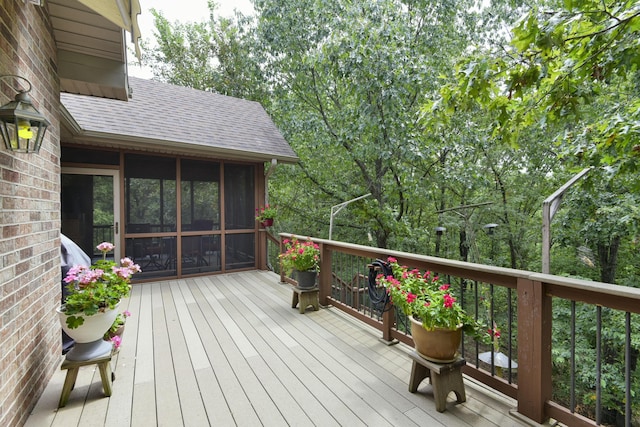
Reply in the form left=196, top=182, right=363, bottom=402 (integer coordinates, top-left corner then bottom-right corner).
left=408, top=351, right=466, bottom=412
left=58, top=351, right=114, bottom=408
left=291, top=286, right=319, bottom=314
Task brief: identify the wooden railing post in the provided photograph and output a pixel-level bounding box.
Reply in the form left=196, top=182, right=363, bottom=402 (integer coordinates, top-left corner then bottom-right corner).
left=381, top=305, right=394, bottom=343
left=517, top=277, right=552, bottom=423
left=279, top=238, right=285, bottom=283
left=318, top=243, right=332, bottom=306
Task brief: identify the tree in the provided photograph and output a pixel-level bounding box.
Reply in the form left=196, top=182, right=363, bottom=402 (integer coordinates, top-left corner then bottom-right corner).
left=554, top=169, right=640, bottom=284
left=255, top=0, right=478, bottom=247
left=143, top=2, right=268, bottom=102
left=439, top=0, right=640, bottom=176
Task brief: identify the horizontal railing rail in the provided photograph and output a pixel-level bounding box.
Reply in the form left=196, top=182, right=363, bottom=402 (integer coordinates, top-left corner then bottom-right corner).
left=278, top=233, right=640, bottom=427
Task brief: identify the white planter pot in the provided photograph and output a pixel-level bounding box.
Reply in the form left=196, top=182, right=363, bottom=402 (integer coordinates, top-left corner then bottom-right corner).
left=57, top=303, right=119, bottom=360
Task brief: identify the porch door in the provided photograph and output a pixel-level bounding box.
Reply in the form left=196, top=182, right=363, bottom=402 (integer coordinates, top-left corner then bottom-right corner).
left=61, top=168, right=121, bottom=261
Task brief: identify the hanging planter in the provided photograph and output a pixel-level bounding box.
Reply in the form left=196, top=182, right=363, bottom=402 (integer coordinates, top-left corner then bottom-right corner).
left=255, top=205, right=276, bottom=227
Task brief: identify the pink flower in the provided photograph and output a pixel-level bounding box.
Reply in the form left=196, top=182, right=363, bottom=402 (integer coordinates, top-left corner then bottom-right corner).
left=97, top=242, right=115, bottom=252
left=406, top=292, right=417, bottom=303
left=112, top=266, right=134, bottom=279
left=443, top=293, right=456, bottom=308
left=110, top=335, right=122, bottom=349
left=64, top=265, right=88, bottom=283
left=78, top=269, right=103, bottom=286
left=439, top=284, right=450, bottom=291
left=123, top=310, right=131, bottom=317
left=387, top=256, right=397, bottom=263
left=120, top=257, right=141, bottom=272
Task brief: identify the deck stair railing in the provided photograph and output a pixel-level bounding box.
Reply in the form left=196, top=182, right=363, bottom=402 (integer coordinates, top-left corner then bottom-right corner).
left=278, top=233, right=640, bottom=427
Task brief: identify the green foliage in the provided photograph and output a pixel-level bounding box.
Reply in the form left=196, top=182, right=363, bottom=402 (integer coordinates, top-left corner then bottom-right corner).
left=437, top=0, right=640, bottom=175
left=552, top=300, right=640, bottom=419
left=143, top=4, right=268, bottom=102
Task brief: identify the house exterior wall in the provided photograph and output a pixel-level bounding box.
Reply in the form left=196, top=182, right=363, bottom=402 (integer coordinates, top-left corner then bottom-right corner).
left=0, top=2, right=61, bottom=426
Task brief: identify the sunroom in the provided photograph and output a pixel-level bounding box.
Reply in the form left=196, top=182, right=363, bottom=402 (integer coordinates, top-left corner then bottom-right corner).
left=59, top=77, right=297, bottom=280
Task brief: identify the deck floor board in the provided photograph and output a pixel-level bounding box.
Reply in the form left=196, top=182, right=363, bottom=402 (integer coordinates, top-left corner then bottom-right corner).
left=27, top=271, right=533, bottom=427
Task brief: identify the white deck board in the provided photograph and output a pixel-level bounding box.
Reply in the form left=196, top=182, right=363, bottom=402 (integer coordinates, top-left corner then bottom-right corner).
left=26, top=271, right=535, bottom=427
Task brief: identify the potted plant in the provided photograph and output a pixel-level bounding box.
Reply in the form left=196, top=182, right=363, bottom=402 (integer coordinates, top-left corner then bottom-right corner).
left=279, top=237, right=320, bottom=289
left=376, top=256, right=488, bottom=362
left=104, top=310, right=131, bottom=339
left=57, top=242, right=141, bottom=360
left=255, top=204, right=277, bottom=227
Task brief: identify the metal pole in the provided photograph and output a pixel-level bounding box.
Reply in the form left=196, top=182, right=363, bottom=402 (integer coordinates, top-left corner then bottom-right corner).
left=541, top=167, right=592, bottom=274
left=329, top=193, right=371, bottom=240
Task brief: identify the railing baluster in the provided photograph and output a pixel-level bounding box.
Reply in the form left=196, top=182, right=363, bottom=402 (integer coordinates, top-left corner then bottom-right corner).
left=596, top=305, right=602, bottom=425
left=475, top=280, right=480, bottom=368
left=507, top=287, right=513, bottom=383
left=625, top=312, right=631, bottom=427
left=570, top=301, right=576, bottom=413
left=490, top=283, right=495, bottom=376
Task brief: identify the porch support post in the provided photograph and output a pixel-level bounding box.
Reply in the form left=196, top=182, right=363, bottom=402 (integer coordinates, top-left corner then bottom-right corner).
left=517, top=277, right=552, bottom=423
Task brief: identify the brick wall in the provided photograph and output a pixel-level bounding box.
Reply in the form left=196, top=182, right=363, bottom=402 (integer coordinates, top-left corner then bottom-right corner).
left=0, top=1, right=61, bottom=426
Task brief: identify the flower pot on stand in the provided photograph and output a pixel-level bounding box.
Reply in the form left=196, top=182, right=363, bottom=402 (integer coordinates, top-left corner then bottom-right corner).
left=410, top=316, right=462, bottom=363
left=294, top=269, right=317, bottom=289
left=57, top=304, right=119, bottom=361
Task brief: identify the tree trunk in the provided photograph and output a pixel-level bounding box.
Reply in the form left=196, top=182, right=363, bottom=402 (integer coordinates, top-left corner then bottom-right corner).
left=597, top=237, right=620, bottom=284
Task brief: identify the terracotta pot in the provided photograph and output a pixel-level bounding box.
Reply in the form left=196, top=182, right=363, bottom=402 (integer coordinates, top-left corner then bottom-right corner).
left=410, top=316, right=462, bottom=363
left=294, top=269, right=317, bottom=289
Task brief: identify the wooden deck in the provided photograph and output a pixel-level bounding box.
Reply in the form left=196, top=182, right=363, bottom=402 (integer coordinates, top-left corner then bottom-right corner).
left=27, top=271, right=538, bottom=427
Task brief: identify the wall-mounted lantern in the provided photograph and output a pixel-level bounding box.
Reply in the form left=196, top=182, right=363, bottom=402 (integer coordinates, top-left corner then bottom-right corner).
left=0, top=75, right=50, bottom=153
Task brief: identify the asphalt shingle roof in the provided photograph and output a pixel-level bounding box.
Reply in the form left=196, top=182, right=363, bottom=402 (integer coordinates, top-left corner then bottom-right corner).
left=60, top=77, right=298, bottom=163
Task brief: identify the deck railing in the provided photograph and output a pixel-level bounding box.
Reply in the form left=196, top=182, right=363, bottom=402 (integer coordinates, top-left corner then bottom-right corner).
left=278, top=233, right=640, bottom=427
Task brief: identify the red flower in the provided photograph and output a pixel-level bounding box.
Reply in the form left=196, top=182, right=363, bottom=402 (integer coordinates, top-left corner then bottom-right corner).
left=489, top=327, right=501, bottom=338
left=443, top=293, right=456, bottom=308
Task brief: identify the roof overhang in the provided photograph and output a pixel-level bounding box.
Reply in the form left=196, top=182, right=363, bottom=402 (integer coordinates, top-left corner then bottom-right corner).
left=60, top=105, right=299, bottom=164
left=50, top=0, right=141, bottom=101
